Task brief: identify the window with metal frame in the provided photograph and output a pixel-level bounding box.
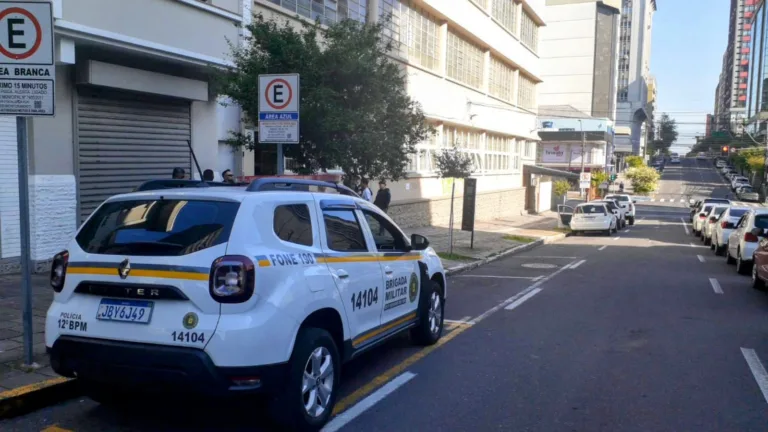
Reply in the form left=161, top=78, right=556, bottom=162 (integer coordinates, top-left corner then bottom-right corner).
left=446, top=30, right=485, bottom=89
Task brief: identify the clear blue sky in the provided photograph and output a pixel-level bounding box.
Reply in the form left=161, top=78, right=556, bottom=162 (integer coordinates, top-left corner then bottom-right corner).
left=652, top=0, right=729, bottom=154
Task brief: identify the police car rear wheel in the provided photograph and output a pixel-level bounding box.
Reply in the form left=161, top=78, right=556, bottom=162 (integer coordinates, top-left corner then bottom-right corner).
left=411, top=281, right=444, bottom=346
left=272, top=327, right=340, bottom=431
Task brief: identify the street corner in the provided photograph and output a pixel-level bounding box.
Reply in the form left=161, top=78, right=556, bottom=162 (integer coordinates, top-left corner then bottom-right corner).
left=0, top=374, right=79, bottom=420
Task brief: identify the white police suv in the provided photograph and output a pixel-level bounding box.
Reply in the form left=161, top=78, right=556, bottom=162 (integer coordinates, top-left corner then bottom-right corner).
left=46, top=178, right=446, bottom=431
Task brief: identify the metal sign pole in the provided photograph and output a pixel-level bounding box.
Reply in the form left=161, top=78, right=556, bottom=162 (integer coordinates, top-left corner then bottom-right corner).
left=16, top=116, right=33, bottom=366
left=277, top=143, right=284, bottom=175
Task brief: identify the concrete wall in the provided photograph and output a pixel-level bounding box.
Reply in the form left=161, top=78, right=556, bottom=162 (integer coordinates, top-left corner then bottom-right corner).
left=388, top=187, right=527, bottom=229
left=60, top=0, right=240, bottom=61
left=591, top=4, right=619, bottom=120
left=539, top=2, right=596, bottom=113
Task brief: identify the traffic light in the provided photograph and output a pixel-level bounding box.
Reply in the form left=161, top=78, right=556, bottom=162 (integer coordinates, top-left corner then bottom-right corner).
left=609, top=174, right=617, bottom=182
left=722, top=146, right=729, bottom=156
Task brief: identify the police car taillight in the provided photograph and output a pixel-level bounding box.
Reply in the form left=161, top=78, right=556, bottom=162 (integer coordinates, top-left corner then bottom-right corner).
left=50, top=250, right=69, bottom=292
left=209, top=255, right=255, bottom=303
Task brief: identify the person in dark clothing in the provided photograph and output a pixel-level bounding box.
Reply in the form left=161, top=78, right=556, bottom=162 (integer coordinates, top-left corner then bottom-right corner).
left=374, top=180, right=391, bottom=212
left=203, top=169, right=214, bottom=181
left=222, top=169, right=236, bottom=184
left=172, top=167, right=186, bottom=179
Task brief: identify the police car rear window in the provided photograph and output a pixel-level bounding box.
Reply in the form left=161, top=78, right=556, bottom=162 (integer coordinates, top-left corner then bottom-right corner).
left=76, top=199, right=240, bottom=256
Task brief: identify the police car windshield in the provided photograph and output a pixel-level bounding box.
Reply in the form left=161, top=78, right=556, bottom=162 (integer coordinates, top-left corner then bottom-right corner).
left=605, top=195, right=630, bottom=202
left=76, top=199, right=240, bottom=256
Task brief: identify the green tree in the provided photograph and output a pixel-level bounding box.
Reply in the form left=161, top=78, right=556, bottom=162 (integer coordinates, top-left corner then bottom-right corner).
left=218, top=14, right=433, bottom=183
left=434, top=145, right=473, bottom=254
left=658, top=113, right=678, bottom=151
left=625, top=166, right=660, bottom=194
left=625, top=155, right=644, bottom=168
left=590, top=169, right=609, bottom=197
left=553, top=179, right=571, bottom=202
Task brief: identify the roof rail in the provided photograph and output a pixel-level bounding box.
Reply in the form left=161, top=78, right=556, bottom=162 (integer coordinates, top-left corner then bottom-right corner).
left=134, top=179, right=247, bottom=192
left=246, top=178, right=360, bottom=197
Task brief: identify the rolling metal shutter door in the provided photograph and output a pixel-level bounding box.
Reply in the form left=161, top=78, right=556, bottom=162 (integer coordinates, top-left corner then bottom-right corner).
left=76, top=88, right=191, bottom=222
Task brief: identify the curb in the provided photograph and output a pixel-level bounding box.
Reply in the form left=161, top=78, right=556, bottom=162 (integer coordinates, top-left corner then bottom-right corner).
left=445, top=233, right=567, bottom=277
left=0, top=376, right=80, bottom=419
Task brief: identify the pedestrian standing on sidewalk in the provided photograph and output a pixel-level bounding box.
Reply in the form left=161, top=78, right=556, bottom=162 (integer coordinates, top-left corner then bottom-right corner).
left=360, top=179, right=373, bottom=202
left=374, top=180, right=391, bottom=213
left=619, top=181, right=625, bottom=193
left=203, top=169, right=214, bottom=181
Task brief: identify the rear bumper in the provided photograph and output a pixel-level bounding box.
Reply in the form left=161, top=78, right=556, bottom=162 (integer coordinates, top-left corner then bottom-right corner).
left=48, top=336, right=288, bottom=395
left=570, top=221, right=611, bottom=231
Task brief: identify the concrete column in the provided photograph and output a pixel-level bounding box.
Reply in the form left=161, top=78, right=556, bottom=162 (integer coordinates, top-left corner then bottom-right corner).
left=367, top=0, right=380, bottom=24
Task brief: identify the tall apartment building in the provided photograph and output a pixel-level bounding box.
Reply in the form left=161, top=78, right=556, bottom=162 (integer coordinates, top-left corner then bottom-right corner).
left=254, top=0, right=546, bottom=224
left=716, top=0, right=753, bottom=133
left=746, top=0, right=768, bottom=133
left=616, top=0, right=656, bottom=156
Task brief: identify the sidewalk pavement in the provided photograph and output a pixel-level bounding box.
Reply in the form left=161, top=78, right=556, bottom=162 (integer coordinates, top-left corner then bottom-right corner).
left=0, top=212, right=566, bottom=411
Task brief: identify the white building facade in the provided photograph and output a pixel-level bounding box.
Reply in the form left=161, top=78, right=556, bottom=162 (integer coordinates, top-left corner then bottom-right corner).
left=616, top=0, right=655, bottom=155
left=0, top=0, right=247, bottom=273
left=251, top=0, right=545, bottom=223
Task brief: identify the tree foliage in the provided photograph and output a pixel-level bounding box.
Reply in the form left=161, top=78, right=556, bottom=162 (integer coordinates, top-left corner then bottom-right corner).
left=625, top=155, right=644, bottom=168
left=434, top=144, right=473, bottom=179
left=218, top=14, right=433, bottom=183
left=590, top=169, right=609, bottom=188
left=658, top=113, right=678, bottom=151
left=553, top=179, right=571, bottom=198
left=625, top=166, right=660, bottom=194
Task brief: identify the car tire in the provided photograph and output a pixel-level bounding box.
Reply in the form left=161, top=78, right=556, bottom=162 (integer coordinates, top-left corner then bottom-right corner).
left=411, top=280, right=444, bottom=346
left=737, top=251, right=752, bottom=275
left=726, top=249, right=736, bottom=264
left=710, top=241, right=715, bottom=250
left=271, top=327, right=341, bottom=432
left=628, top=217, right=635, bottom=226
left=603, top=229, right=611, bottom=236
left=715, top=244, right=725, bottom=256
left=753, top=261, right=766, bottom=291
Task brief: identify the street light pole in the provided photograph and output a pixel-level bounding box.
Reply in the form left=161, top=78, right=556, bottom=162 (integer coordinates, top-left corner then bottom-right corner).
left=579, top=120, right=586, bottom=198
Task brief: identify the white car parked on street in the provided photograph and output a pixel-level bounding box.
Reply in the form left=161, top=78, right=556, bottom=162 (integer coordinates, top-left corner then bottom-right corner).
left=727, top=208, right=768, bottom=275
left=604, top=194, right=636, bottom=225
left=711, top=206, right=750, bottom=256
left=701, top=205, right=729, bottom=246
left=693, top=203, right=717, bottom=236
left=592, top=199, right=627, bottom=229
left=45, top=178, right=447, bottom=430
left=731, top=176, right=750, bottom=190
left=570, top=203, right=618, bottom=236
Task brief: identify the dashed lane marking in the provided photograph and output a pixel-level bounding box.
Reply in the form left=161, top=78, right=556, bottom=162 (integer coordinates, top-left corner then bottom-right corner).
left=598, top=245, right=607, bottom=251
left=322, top=372, right=416, bottom=432
left=741, top=348, right=768, bottom=405
left=709, top=277, right=724, bottom=294
left=697, top=255, right=705, bottom=263
left=568, top=259, right=586, bottom=269
left=454, top=275, right=542, bottom=280
left=681, top=217, right=690, bottom=235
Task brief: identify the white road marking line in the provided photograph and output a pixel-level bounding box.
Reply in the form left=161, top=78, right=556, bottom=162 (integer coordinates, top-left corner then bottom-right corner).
left=680, top=217, right=690, bottom=235
left=598, top=245, right=607, bottom=251
left=471, top=259, right=578, bottom=322
left=322, top=371, right=416, bottom=432
left=690, top=242, right=697, bottom=248
left=697, top=255, right=705, bottom=263
left=510, top=256, right=579, bottom=259
left=569, top=259, right=586, bottom=269
left=741, top=348, right=768, bottom=404
left=504, top=287, right=542, bottom=311
left=625, top=229, right=631, bottom=233
left=660, top=198, right=665, bottom=202
left=612, top=236, right=620, bottom=241
left=454, top=275, right=539, bottom=280
left=709, top=277, right=724, bottom=294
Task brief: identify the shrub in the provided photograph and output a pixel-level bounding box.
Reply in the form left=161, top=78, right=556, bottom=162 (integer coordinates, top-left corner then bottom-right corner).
left=625, top=155, right=644, bottom=168
left=625, top=166, right=660, bottom=194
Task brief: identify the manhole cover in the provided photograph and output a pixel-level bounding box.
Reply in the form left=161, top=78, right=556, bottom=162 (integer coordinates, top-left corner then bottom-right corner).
left=522, top=263, right=557, bottom=269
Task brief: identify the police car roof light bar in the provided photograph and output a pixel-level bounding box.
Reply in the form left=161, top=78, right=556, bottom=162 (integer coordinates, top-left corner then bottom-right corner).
left=246, top=178, right=360, bottom=197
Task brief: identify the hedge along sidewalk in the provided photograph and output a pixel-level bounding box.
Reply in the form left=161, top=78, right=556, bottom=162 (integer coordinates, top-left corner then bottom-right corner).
left=0, top=212, right=567, bottom=418
left=402, top=212, right=567, bottom=273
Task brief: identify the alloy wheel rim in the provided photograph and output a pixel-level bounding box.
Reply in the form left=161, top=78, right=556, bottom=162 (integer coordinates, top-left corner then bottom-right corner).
left=428, top=291, right=442, bottom=335
left=302, top=346, right=334, bottom=418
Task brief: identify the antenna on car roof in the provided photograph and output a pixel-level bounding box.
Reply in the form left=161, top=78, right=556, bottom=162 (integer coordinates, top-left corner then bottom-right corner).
left=186, top=139, right=205, bottom=181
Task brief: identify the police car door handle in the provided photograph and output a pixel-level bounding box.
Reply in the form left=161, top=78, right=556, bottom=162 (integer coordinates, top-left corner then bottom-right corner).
left=336, top=270, right=349, bottom=279
left=384, top=267, right=394, bottom=275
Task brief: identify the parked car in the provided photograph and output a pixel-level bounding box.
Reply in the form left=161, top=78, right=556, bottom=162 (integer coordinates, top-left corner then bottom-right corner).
left=604, top=194, right=636, bottom=225
left=690, top=198, right=732, bottom=223
left=712, top=206, right=750, bottom=256
left=570, top=203, right=618, bottom=236
left=716, top=159, right=727, bottom=168
left=697, top=152, right=708, bottom=160
left=592, top=199, right=626, bottom=229
left=748, top=232, right=768, bottom=290
left=670, top=157, right=681, bottom=164
left=702, top=205, right=730, bottom=246
left=731, top=176, right=750, bottom=190
left=693, top=204, right=717, bottom=236
left=727, top=209, right=768, bottom=274
left=737, top=185, right=761, bottom=203
left=43, top=177, right=447, bottom=430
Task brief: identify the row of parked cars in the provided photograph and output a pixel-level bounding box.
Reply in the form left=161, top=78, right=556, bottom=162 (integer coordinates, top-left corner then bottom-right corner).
left=690, top=198, right=768, bottom=285
left=569, top=194, right=636, bottom=235
left=715, top=158, right=760, bottom=202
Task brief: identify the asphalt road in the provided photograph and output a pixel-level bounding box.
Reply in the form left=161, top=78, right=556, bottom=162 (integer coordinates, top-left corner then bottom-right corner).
left=7, top=157, right=768, bottom=432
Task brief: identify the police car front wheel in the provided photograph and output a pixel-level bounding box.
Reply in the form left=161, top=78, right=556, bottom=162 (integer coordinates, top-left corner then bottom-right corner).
left=272, top=327, right=340, bottom=431
left=411, top=280, right=444, bottom=346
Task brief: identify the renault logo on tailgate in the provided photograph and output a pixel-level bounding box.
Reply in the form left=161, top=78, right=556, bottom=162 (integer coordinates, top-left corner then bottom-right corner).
left=118, top=258, right=131, bottom=279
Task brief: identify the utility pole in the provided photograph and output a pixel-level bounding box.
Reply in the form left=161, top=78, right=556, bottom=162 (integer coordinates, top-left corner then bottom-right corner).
left=579, top=120, right=586, bottom=198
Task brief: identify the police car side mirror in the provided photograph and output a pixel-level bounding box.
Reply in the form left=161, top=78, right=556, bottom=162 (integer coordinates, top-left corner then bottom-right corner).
left=411, top=234, right=430, bottom=251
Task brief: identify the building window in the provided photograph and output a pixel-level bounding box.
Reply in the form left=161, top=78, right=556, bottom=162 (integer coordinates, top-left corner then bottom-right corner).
left=520, top=10, right=539, bottom=52
left=524, top=140, right=535, bottom=158
left=491, top=0, right=517, bottom=35
left=446, top=30, right=485, bottom=89
left=485, top=134, right=512, bottom=172
left=267, top=0, right=367, bottom=24
left=517, top=74, right=536, bottom=109
left=443, top=126, right=483, bottom=170
left=618, top=0, right=632, bottom=102
left=380, top=0, right=440, bottom=71
left=489, top=56, right=515, bottom=102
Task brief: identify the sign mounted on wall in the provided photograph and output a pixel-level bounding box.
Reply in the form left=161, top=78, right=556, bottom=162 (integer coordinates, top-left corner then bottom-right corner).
left=541, top=143, right=568, bottom=163
left=0, top=1, right=55, bottom=116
